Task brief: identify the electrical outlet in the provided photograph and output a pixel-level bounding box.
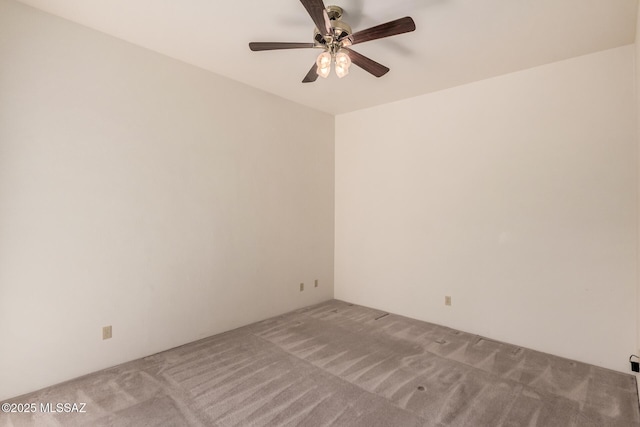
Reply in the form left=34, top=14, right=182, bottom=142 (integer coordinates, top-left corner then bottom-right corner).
left=314, top=279, right=318, bottom=288
left=300, top=283, right=304, bottom=291
left=445, top=296, right=452, bottom=306
left=102, top=325, right=112, bottom=340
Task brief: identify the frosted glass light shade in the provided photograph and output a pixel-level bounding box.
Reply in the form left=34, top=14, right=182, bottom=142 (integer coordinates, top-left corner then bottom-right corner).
left=334, top=51, right=351, bottom=78
left=316, top=52, right=331, bottom=78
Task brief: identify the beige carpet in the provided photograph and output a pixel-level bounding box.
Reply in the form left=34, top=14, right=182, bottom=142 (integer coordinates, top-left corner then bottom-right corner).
left=2, top=300, right=639, bottom=426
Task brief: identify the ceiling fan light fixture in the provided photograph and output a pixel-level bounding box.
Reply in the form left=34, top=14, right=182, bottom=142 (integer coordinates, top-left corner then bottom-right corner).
left=316, top=51, right=332, bottom=78
left=334, top=51, right=351, bottom=78
left=249, top=2, right=416, bottom=83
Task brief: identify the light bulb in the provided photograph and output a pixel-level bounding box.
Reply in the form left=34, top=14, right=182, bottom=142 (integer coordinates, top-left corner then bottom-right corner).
left=316, top=52, right=331, bottom=78
left=334, top=51, right=351, bottom=78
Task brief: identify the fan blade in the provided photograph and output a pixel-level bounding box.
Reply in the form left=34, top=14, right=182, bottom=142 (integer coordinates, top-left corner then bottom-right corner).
left=342, top=48, right=389, bottom=77
left=249, top=42, right=316, bottom=51
left=300, top=0, right=331, bottom=36
left=302, top=63, right=319, bottom=83
left=349, top=16, right=415, bottom=45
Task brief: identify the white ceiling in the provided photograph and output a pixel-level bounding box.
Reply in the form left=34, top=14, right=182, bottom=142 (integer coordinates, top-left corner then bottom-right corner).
left=16, top=0, right=638, bottom=115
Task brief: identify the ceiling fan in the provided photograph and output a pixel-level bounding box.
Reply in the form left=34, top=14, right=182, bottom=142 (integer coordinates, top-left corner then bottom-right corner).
left=249, top=0, right=416, bottom=82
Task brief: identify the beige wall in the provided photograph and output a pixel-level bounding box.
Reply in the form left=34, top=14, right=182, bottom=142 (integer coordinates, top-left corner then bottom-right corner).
left=0, top=0, right=334, bottom=401
left=335, top=46, right=637, bottom=372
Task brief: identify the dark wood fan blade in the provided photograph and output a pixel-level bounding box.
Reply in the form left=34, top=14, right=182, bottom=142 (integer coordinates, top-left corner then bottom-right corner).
left=350, top=17, right=416, bottom=45
left=300, top=0, right=331, bottom=36
left=249, top=42, right=316, bottom=51
left=302, top=63, right=319, bottom=83
left=342, top=48, right=389, bottom=77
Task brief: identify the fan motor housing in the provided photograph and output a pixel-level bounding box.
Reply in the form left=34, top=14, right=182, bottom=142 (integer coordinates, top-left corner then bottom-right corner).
left=314, top=6, right=353, bottom=47
left=314, top=21, right=352, bottom=44
left=313, top=6, right=352, bottom=46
